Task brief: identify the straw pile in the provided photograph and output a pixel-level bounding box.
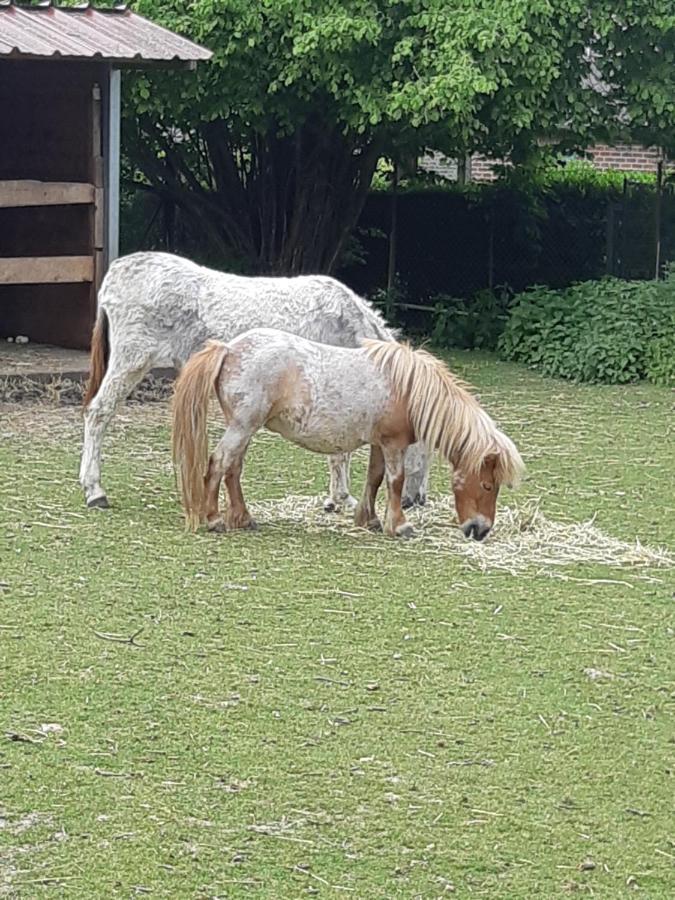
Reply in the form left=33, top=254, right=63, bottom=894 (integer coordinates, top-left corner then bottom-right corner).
left=0, top=373, right=173, bottom=405
left=248, top=494, right=673, bottom=580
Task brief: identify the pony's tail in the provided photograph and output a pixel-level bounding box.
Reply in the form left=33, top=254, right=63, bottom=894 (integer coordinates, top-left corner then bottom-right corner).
left=172, top=340, right=229, bottom=531
left=83, top=308, right=109, bottom=407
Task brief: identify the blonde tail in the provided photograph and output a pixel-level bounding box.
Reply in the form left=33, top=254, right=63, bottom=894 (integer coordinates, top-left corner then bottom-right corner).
left=172, top=340, right=229, bottom=530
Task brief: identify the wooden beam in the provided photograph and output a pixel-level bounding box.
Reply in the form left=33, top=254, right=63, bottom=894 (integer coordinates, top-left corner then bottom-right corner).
left=0, top=256, right=94, bottom=285
left=0, top=180, right=95, bottom=208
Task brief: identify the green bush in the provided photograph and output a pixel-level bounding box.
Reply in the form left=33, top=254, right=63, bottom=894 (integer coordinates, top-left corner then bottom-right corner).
left=430, top=288, right=512, bottom=351
left=499, top=276, right=675, bottom=385
left=645, top=326, right=675, bottom=385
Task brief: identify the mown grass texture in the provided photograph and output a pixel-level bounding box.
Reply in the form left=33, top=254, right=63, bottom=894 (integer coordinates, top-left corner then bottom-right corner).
left=1, top=352, right=674, bottom=898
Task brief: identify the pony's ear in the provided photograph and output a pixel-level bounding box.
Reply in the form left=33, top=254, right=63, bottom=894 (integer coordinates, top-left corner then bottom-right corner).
left=483, top=451, right=499, bottom=470
left=485, top=449, right=513, bottom=487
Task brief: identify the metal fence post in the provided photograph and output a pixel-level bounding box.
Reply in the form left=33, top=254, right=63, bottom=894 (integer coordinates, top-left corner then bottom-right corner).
left=487, top=208, right=495, bottom=289
left=386, top=160, right=398, bottom=316
left=655, top=157, right=663, bottom=279
left=605, top=201, right=615, bottom=276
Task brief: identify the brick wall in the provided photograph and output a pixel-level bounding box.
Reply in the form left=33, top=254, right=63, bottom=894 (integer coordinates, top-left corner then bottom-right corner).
left=419, top=144, right=666, bottom=183
left=588, top=143, right=663, bottom=173
left=419, top=151, right=458, bottom=181
left=469, top=155, right=500, bottom=182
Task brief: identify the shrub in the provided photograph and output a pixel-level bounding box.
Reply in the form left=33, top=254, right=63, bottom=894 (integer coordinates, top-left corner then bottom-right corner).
left=645, top=325, right=675, bottom=386
left=499, top=276, right=675, bottom=385
left=430, top=288, right=512, bottom=351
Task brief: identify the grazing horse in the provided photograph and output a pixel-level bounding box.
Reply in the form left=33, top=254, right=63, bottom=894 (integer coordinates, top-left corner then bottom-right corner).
left=79, top=251, right=430, bottom=511
left=172, top=329, right=524, bottom=539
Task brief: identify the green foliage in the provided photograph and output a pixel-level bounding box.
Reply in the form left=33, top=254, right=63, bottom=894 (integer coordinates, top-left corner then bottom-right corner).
left=131, top=0, right=628, bottom=150
left=123, top=1, right=675, bottom=273
left=541, top=160, right=656, bottom=191
left=645, top=333, right=675, bottom=385
left=430, top=289, right=512, bottom=351
left=499, top=276, right=675, bottom=384
left=369, top=279, right=409, bottom=324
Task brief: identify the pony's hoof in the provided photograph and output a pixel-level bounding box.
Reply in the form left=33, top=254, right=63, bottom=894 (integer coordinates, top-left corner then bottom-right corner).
left=225, top=517, right=258, bottom=531
left=402, top=493, right=426, bottom=510
left=324, top=496, right=358, bottom=514
left=207, top=519, right=226, bottom=533
left=395, top=523, right=414, bottom=539
left=87, top=495, right=109, bottom=510
left=367, top=518, right=383, bottom=533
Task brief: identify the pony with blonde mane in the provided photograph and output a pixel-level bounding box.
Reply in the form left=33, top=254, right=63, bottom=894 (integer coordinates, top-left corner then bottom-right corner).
left=172, top=328, right=524, bottom=539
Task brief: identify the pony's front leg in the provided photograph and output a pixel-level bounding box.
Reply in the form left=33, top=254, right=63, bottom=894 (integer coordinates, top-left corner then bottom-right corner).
left=382, top=445, right=414, bottom=539
left=354, top=445, right=385, bottom=532
left=402, top=442, right=431, bottom=509
left=323, top=453, right=358, bottom=513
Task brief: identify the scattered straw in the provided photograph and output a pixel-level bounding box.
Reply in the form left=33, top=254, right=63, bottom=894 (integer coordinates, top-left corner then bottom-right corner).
left=0, top=373, right=173, bottom=406
left=248, top=496, right=673, bottom=579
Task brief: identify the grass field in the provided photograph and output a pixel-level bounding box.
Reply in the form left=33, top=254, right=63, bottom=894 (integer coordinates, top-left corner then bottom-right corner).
left=1, top=352, right=673, bottom=898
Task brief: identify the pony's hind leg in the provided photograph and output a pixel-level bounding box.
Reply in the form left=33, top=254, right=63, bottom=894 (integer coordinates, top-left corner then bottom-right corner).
left=203, top=454, right=226, bottom=531
left=354, top=445, right=385, bottom=532
left=203, top=427, right=255, bottom=532
left=224, top=455, right=257, bottom=531
left=323, top=453, right=358, bottom=513
left=382, top=445, right=414, bottom=539
left=80, top=360, right=152, bottom=508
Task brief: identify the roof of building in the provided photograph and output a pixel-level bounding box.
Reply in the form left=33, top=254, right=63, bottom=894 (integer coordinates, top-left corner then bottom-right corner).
left=0, top=1, right=212, bottom=67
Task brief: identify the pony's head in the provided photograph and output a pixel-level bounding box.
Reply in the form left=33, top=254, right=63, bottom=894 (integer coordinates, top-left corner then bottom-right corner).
left=361, top=340, right=524, bottom=540
left=452, top=432, right=524, bottom=541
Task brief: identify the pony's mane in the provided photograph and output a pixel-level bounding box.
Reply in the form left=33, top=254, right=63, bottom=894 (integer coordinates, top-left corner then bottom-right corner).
left=363, top=340, right=524, bottom=486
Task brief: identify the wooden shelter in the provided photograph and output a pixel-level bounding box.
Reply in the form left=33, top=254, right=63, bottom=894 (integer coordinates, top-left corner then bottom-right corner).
left=0, top=1, right=211, bottom=349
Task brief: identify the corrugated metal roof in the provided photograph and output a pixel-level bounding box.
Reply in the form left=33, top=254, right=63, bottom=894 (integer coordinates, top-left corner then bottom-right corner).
left=0, top=1, right=212, bottom=66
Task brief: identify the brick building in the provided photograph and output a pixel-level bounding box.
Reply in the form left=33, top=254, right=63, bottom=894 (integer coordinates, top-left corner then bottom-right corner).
left=422, top=143, right=666, bottom=183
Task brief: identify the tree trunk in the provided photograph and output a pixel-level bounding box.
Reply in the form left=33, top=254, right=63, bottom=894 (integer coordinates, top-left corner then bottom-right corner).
left=126, top=115, right=381, bottom=275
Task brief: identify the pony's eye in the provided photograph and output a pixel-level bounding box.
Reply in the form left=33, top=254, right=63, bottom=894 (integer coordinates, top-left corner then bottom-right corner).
left=481, top=482, right=493, bottom=492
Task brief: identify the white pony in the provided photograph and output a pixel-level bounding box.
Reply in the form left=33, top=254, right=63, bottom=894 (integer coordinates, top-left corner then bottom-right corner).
left=172, top=329, right=524, bottom=539
left=80, top=252, right=429, bottom=510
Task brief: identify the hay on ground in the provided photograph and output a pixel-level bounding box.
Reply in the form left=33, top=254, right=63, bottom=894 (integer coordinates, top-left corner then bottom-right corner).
left=248, top=495, right=673, bottom=579
left=0, top=373, right=173, bottom=405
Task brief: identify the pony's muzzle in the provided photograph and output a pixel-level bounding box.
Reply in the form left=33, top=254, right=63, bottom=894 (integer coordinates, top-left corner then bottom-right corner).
left=461, top=516, right=492, bottom=541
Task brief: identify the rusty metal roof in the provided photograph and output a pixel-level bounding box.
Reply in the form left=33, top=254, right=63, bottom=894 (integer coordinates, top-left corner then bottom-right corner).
left=0, top=1, right=212, bottom=67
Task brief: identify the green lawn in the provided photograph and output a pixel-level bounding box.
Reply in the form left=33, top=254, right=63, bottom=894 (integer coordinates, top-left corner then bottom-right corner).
left=1, top=353, right=673, bottom=898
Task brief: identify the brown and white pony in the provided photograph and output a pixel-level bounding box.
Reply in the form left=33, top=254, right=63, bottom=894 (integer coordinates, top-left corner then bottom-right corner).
left=172, top=328, right=524, bottom=539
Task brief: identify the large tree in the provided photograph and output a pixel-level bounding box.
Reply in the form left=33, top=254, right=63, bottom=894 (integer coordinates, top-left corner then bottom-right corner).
left=126, top=0, right=675, bottom=273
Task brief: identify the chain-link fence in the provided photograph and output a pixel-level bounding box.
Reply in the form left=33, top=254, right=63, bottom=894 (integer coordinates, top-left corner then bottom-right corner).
left=341, top=180, right=675, bottom=330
